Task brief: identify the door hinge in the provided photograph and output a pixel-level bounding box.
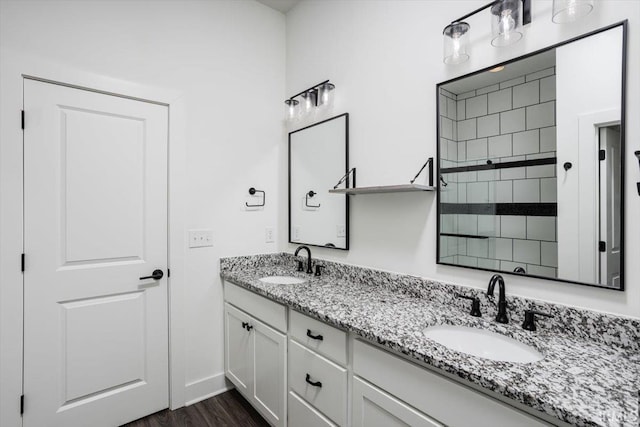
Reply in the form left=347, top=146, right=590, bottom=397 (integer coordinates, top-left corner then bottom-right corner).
left=20, top=394, right=24, bottom=415
left=21, top=110, right=24, bottom=130
left=21, top=253, right=25, bottom=272
left=599, top=241, right=606, bottom=252
left=599, top=149, right=605, bottom=161
left=167, top=268, right=171, bottom=278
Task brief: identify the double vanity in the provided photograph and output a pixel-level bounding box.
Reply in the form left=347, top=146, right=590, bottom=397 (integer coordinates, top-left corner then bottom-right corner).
left=220, top=252, right=639, bottom=427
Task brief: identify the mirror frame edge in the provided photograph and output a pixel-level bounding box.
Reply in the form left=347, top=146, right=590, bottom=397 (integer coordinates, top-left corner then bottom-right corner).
left=435, top=21, right=628, bottom=291
left=288, top=112, right=350, bottom=251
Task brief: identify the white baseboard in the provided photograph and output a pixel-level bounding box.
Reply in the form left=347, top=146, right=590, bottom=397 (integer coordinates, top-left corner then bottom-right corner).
left=184, top=372, right=233, bottom=406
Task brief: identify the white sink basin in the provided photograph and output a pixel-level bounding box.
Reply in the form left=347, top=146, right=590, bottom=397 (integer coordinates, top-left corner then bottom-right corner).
left=423, top=325, right=543, bottom=363
left=259, top=276, right=307, bottom=285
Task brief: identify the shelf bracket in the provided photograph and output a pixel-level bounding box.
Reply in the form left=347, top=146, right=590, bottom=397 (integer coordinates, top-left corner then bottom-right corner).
left=410, top=157, right=434, bottom=187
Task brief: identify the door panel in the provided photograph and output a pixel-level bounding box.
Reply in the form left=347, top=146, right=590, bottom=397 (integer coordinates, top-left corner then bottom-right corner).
left=225, top=303, right=252, bottom=395
left=23, top=79, right=169, bottom=427
left=253, top=319, right=286, bottom=427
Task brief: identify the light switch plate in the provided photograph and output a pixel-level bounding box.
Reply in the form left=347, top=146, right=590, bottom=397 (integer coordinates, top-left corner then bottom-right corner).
left=189, top=229, right=213, bottom=248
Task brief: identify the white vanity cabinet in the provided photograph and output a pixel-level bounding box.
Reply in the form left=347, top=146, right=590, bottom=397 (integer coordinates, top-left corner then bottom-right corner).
left=223, top=281, right=556, bottom=427
left=224, top=283, right=287, bottom=427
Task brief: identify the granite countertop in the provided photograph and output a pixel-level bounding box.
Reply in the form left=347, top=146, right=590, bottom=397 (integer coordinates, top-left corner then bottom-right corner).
left=220, top=255, right=639, bottom=427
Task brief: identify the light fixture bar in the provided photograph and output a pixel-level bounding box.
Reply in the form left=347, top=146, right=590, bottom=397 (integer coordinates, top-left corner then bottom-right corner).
left=287, top=80, right=330, bottom=102
left=449, top=0, right=531, bottom=26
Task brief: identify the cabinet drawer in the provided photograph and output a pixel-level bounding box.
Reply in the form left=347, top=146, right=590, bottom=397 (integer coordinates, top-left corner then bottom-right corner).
left=289, top=340, right=347, bottom=426
left=353, top=339, right=550, bottom=427
left=290, top=310, right=347, bottom=365
left=224, top=280, right=287, bottom=332
left=352, top=377, right=443, bottom=427
left=288, top=391, right=336, bottom=427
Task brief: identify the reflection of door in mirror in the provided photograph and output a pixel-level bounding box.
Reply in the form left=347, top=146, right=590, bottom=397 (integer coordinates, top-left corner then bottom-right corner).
left=289, top=114, right=349, bottom=250
left=437, top=23, right=625, bottom=290
left=599, top=126, right=621, bottom=287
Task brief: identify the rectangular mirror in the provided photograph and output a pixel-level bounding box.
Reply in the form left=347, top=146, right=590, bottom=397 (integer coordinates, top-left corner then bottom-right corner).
left=289, top=113, right=349, bottom=249
left=437, top=23, right=626, bottom=290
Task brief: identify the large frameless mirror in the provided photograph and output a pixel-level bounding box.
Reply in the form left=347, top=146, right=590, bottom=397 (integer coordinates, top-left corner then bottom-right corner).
left=437, top=22, right=626, bottom=290
left=289, top=113, right=349, bottom=250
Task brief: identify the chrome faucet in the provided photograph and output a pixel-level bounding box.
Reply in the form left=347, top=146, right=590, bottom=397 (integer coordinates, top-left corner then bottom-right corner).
left=294, top=245, right=313, bottom=274
left=487, top=274, right=508, bottom=324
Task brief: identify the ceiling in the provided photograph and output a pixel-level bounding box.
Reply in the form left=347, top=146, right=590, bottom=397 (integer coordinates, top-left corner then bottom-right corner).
left=256, top=0, right=300, bottom=14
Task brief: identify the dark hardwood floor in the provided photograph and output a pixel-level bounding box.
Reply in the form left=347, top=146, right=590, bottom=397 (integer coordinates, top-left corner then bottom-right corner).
left=122, top=389, right=270, bottom=427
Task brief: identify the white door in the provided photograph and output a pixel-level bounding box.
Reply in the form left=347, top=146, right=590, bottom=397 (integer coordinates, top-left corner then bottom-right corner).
left=599, top=126, right=622, bottom=287
left=23, top=79, right=169, bottom=427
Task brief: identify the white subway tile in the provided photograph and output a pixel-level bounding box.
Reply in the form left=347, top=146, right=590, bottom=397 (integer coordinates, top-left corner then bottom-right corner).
left=541, top=241, right=558, bottom=267
left=527, top=264, right=557, bottom=277
left=453, top=236, right=467, bottom=255
left=500, top=216, right=526, bottom=239
left=458, top=119, right=476, bottom=141
left=489, top=180, right=513, bottom=203
left=500, top=76, right=525, bottom=89
left=488, top=134, right=512, bottom=157
left=477, top=114, right=500, bottom=138
left=440, top=214, right=455, bottom=233
left=447, top=97, right=457, bottom=120
left=500, top=108, right=526, bottom=134
left=540, top=76, right=556, bottom=102
left=440, top=237, right=449, bottom=257
left=540, top=126, right=557, bottom=152
left=458, top=214, right=478, bottom=235
left=457, top=182, right=467, bottom=203
left=489, top=237, right=513, bottom=260
left=458, top=255, right=479, bottom=267
left=458, top=141, right=467, bottom=161
left=513, top=239, right=541, bottom=264
left=513, top=179, right=540, bottom=203
left=457, top=100, right=466, bottom=120
left=512, top=129, right=540, bottom=155
left=525, top=67, right=554, bottom=82
left=466, top=138, right=488, bottom=160
left=527, top=164, right=555, bottom=178
left=448, top=140, right=458, bottom=160
left=439, top=94, right=447, bottom=116
left=477, top=84, right=500, bottom=95
left=458, top=90, right=477, bottom=100
left=440, top=138, right=449, bottom=160
left=501, top=166, right=526, bottom=180
left=478, top=258, right=500, bottom=269
left=466, top=94, right=488, bottom=118
left=468, top=239, right=489, bottom=258
left=467, top=181, right=489, bottom=203
left=527, top=101, right=555, bottom=129
left=440, top=117, right=453, bottom=139
left=540, top=177, right=557, bottom=202
left=527, top=216, right=556, bottom=241
left=488, top=88, right=512, bottom=114
left=477, top=169, right=499, bottom=181
left=478, top=215, right=500, bottom=237
left=513, top=80, right=540, bottom=108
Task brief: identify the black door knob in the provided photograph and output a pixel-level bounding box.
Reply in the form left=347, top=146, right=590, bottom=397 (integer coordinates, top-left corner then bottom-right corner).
left=139, top=269, right=164, bottom=280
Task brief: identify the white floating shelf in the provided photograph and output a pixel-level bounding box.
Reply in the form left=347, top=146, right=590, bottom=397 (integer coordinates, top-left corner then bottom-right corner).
left=328, top=183, right=436, bottom=195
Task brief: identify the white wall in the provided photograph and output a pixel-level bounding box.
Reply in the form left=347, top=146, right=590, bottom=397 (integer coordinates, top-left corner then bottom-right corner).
left=0, top=0, right=285, bottom=419
left=283, top=0, right=640, bottom=318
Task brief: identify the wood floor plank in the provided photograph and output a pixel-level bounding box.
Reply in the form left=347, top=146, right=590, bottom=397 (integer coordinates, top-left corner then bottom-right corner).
left=121, top=389, right=269, bottom=427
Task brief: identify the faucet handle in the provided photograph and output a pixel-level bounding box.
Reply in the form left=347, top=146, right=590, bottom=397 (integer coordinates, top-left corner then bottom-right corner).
left=296, top=260, right=304, bottom=272
left=455, top=293, right=482, bottom=317
left=522, top=309, right=554, bottom=332
left=314, top=265, right=325, bottom=277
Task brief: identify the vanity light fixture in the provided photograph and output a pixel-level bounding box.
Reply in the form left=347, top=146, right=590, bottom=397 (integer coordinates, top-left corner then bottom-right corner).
left=552, top=0, right=594, bottom=24
left=285, top=80, right=335, bottom=122
left=443, top=0, right=531, bottom=64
